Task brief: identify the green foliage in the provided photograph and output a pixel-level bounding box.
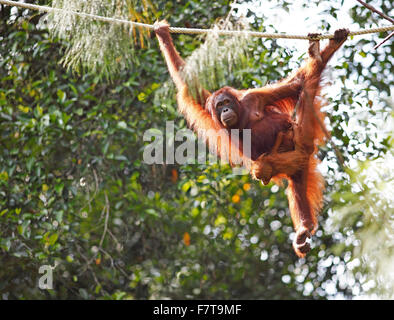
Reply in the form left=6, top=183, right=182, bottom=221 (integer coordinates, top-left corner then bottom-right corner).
left=0, top=0, right=392, bottom=300
left=329, top=135, right=394, bottom=299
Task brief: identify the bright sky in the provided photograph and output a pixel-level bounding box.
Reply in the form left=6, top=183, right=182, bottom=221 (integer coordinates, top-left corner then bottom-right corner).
left=234, top=0, right=380, bottom=50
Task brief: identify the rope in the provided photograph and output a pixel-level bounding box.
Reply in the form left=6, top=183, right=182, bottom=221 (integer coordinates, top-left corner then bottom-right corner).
left=1, top=0, right=394, bottom=40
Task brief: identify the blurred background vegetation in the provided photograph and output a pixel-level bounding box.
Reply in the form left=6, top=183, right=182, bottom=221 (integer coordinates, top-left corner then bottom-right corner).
left=0, top=0, right=393, bottom=299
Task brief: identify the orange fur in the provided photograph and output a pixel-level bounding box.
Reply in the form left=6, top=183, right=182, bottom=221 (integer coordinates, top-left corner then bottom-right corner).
left=177, top=86, right=247, bottom=167
left=249, top=31, right=348, bottom=258
left=155, top=20, right=348, bottom=258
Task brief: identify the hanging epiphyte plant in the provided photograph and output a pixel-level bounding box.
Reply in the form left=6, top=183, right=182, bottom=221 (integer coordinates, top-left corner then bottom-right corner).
left=39, top=0, right=158, bottom=79
left=155, top=16, right=254, bottom=105
left=180, top=17, right=253, bottom=98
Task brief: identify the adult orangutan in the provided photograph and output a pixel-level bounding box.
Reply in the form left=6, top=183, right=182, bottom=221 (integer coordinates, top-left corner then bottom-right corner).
left=154, top=20, right=348, bottom=257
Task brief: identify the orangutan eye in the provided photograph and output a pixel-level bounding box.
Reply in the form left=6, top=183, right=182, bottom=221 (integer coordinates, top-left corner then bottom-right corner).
left=217, top=99, right=230, bottom=108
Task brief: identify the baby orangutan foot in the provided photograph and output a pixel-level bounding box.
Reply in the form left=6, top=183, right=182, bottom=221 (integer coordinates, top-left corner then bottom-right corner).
left=250, top=131, right=285, bottom=184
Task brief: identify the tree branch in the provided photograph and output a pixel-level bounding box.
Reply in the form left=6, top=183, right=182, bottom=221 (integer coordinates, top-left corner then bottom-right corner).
left=356, top=0, right=394, bottom=24
left=373, top=31, right=394, bottom=49
left=99, top=191, right=110, bottom=248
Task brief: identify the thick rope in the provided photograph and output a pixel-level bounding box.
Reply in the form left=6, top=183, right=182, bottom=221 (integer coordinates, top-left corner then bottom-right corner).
left=1, top=0, right=394, bottom=40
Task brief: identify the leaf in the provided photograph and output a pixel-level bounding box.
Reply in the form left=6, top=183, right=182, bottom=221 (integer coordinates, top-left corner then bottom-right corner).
left=0, top=239, right=11, bottom=251
left=95, top=284, right=102, bottom=294
left=17, top=225, right=23, bottom=235
left=114, top=155, right=128, bottom=161
left=48, top=233, right=59, bottom=246
left=39, top=192, right=47, bottom=204
left=55, top=182, right=64, bottom=195
left=182, top=181, right=192, bottom=193
left=26, top=157, right=35, bottom=172
left=57, top=89, right=66, bottom=102
left=0, top=171, right=8, bottom=182
left=75, top=108, right=83, bottom=116
left=117, top=121, right=127, bottom=129
left=214, top=215, right=227, bottom=226
left=145, top=209, right=160, bottom=218
left=62, top=112, right=71, bottom=125
left=137, top=92, right=147, bottom=102
left=55, top=211, right=64, bottom=223
left=18, top=105, right=30, bottom=113
left=223, top=228, right=233, bottom=240
left=359, top=51, right=367, bottom=58
left=79, top=288, right=89, bottom=300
